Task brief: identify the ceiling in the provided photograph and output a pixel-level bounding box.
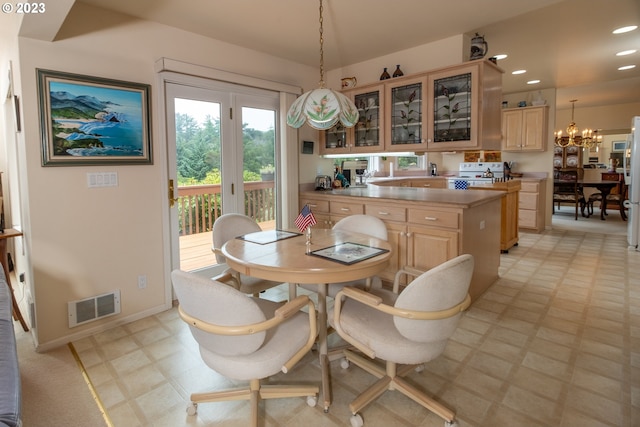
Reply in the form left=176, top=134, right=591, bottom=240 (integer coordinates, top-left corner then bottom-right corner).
left=76, top=0, right=639, bottom=110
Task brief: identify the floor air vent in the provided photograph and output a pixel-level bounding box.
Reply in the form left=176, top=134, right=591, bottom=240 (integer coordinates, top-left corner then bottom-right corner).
left=68, top=290, right=120, bottom=328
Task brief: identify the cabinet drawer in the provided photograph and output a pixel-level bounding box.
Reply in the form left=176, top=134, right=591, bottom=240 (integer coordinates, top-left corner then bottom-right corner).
left=410, top=179, right=446, bottom=189
left=519, top=192, right=539, bottom=210
left=519, top=209, right=538, bottom=228
left=365, top=204, right=407, bottom=222
left=300, top=199, right=329, bottom=213
left=408, top=208, right=459, bottom=229
left=330, top=201, right=364, bottom=215
left=520, top=181, right=540, bottom=193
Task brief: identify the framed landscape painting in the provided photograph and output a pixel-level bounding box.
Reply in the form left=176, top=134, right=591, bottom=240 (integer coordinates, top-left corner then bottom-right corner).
left=37, top=69, right=152, bottom=166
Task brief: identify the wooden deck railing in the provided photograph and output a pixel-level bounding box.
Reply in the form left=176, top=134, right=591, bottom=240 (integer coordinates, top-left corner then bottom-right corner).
left=177, top=181, right=275, bottom=236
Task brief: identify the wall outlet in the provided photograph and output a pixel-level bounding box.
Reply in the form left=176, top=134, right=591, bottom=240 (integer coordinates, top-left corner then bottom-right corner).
left=19, top=273, right=25, bottom=282
left=479, top=220, right=485, bottom=230
left=138, top=275, right=147, bottom=289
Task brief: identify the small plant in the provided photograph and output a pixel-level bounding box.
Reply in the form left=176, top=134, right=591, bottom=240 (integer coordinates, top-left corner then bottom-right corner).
left=259, top=164, right=275, bottom=174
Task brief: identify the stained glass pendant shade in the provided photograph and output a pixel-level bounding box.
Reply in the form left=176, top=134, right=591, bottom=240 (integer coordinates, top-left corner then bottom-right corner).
left=286, top=0, right=359, bottom=130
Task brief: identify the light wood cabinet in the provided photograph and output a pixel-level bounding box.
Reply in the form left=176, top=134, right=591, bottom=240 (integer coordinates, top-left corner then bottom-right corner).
left=319, top=84, right=385, bottom=154
left=518, top=179, right=547, bottom=232
left=469, top=180, right=520, bottom=252
left=502, top=106, right=548, bottom=151
left=384, top=76, right=427, bottom=152
left=425, top=61, right=503, bottom=152
left=300, top=190, right=501, bottom=300
left=320, top=59, right=503, bottom=154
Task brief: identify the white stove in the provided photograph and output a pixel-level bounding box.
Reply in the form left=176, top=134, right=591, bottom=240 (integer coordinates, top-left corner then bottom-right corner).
left=447, top=162, right=504, bottom=189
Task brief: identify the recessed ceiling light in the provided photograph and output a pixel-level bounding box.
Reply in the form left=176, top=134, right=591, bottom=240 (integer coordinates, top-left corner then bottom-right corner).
left=618, top=65, right=636, bottom=70
left=527, top=80, right=541, bottom=85
left=512, top=70, right=526, bottom=75
left=617, top=49, right=637, bottom=56
left=613, top=25, right=638, bottom=34
left=494, top=54, right=508, bottom=60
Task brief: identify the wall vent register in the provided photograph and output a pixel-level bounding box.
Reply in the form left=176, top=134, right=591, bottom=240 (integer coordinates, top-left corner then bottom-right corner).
left=68, top=290, right=121, bottom=327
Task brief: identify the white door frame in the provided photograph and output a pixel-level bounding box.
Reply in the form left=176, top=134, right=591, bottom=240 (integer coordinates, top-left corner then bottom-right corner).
left=155, top=63, right=300, bottom=293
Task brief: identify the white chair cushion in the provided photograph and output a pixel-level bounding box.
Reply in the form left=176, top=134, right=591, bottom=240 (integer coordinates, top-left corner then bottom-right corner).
left=200, top=298, right=311, bottom=381
left=329, top=289, right=447, bottom=365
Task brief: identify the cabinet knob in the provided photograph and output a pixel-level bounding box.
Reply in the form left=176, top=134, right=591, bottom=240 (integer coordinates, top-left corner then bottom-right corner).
left=406, top=232, right=412, bottom=237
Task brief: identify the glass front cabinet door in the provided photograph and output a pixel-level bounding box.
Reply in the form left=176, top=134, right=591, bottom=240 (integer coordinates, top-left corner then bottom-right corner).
left=349, top=85, right=384, bottom=153
left=319, top=122, right=348, bottom=154
left=385, top=76, right=427, bottom=152
left=319, top=86, right=384, bottom=154
left=426, top=61, right=502, bottom=151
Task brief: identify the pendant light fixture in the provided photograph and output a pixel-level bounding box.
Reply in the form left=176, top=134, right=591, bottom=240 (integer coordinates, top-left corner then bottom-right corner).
left=286, top=0, right=359, bottom=130
left=554, top=99, right=601, bottom=149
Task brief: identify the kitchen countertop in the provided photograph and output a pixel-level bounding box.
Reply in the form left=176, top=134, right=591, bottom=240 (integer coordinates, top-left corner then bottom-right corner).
left=302, top=185, right=504, bottom=209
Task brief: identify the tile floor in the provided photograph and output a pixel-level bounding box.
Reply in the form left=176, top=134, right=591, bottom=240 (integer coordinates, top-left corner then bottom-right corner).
left=73, top=218, right=640, bottom=427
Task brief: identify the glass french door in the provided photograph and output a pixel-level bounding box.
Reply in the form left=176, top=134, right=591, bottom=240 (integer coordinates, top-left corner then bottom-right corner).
left=165, top=82, right=278, bottom=273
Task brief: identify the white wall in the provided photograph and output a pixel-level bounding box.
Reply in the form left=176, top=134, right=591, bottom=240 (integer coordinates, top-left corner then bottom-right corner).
left=2, top=3, right=318, bottom=349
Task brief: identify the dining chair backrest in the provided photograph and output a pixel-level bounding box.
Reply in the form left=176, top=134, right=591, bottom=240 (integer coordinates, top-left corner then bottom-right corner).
left=171, top=269, right=267, bottom=356
left=393, top=254, right=473, bottom=343
left=332, top=214, right=388, bottom=240
left=212, top=213, right=262, bottom=264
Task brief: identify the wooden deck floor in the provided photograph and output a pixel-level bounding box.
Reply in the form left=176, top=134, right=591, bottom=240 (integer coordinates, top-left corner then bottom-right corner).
left=179, top=220, right=275, bottom=271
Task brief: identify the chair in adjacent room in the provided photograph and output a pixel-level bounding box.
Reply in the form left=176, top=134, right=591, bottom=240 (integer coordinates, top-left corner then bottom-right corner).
left=296, top=214, right=388, bottom=299
left=212, top=213, right=282, bottom=296
left=553, top=168, right=586, bottom=220
left=171, top=269, right=319, bottom=427
left=586, top=178, right=628, bottom=221
left=329, top=254, right=474, bottom=427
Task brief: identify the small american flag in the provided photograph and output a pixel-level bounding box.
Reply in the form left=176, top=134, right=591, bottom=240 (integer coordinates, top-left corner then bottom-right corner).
left=295, top=204, right=317, bottom=232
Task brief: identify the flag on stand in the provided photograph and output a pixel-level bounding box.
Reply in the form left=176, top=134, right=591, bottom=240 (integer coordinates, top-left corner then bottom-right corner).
left=295, top=204, right=317, bottom=232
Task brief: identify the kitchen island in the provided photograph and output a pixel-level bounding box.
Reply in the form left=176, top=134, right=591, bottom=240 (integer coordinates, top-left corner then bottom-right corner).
left=300, top=186, right=503, bottom=300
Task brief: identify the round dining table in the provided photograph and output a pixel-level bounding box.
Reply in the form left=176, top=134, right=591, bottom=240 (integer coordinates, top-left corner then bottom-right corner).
left=222, top=227, right=392, bottom=412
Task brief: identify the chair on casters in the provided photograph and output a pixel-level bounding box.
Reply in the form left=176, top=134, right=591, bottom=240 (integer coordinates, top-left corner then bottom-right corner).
left=171, top=269, right=319, bottom=427
left=295, top=214, right=388, bottom=299
left=329, top=254, right=474, bottom=427
left=212, top=213, right=282, bottom=296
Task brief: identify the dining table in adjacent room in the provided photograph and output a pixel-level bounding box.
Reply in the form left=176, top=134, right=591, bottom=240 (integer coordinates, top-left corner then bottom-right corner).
left=221, top=227, right=392, bottom=412
left=554, top=178, right=619, bottom=220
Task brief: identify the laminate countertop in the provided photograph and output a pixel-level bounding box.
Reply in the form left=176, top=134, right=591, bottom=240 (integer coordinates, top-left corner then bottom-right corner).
left=302, top=185, right=504, bottom=209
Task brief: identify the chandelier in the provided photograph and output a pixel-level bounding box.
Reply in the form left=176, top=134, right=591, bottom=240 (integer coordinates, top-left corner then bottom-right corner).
left=286, top=0, right=359, bottom=130
left=554, top=99, right=601, bottom=149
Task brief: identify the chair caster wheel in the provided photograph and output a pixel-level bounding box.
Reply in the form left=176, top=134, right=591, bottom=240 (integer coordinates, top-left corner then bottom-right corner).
left=414, top=364, right=425, bottom=373
left=445, top=420, right=458, bottom=427
left=340, top=357, right=350, bottom=369
left=350, top=413, right=364, bottom=427
left=307, top=396, right=317, bottom=407
left=186, top=402, right=197, bottom=416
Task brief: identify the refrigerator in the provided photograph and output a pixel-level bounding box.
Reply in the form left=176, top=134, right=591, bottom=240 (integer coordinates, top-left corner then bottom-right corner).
left=625, top=116, right=640, bottom=250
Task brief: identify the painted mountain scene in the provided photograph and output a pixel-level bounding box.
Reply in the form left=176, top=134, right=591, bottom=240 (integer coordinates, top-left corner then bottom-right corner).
left=48, top=81, right=146, bottom=157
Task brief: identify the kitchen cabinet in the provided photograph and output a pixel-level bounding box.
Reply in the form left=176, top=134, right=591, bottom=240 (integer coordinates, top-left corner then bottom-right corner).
left=425, top=61, right=503, bottom=152
left=553, top=145, right=583, bottom=169
left=384, top=76, right=427, bottom=152
left=371, top=177, right=446, bottom=188
left=518, top=178, right=547, bottom=232
left=300, top=187, right=501, bottom=300
left=319, top=84, right=385, bottom=154
left=502, top=105, right=548, bottom=151
left=469, top=180, right=521, bottom=252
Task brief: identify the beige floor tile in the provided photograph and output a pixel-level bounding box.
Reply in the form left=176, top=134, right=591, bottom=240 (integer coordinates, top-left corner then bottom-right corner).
left=72, top=224, right=640, bottom=427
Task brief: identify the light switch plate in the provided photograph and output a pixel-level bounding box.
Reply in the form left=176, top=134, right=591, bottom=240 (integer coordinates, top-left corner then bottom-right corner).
left=87, top=172, right=118, bottom=188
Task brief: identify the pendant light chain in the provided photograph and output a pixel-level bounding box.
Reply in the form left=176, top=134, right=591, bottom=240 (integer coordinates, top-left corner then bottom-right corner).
left=318, top=0, right=325, bottom=88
